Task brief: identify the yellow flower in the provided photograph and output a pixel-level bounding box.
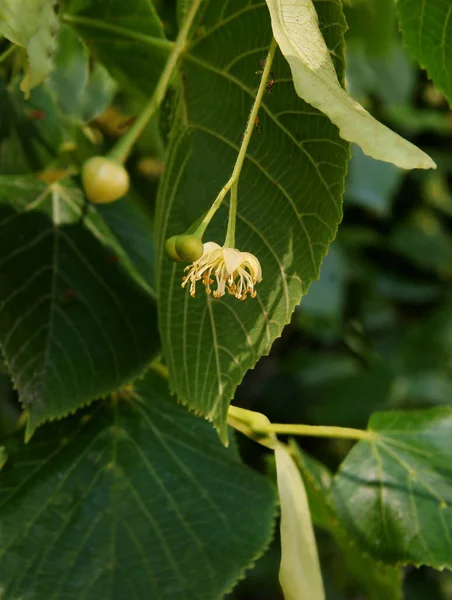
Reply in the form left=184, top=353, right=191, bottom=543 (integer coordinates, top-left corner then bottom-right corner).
left=182, top=242, right=263, bottom=300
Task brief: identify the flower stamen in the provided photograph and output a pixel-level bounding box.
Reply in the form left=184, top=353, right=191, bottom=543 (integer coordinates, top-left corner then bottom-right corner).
left=181, top=242, right=262, bottom=300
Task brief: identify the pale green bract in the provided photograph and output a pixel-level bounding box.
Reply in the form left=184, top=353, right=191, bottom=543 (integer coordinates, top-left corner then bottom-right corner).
left=264, top=0, right=436, bottom=170
left=276, top=444, right=325, bottom=600
left=0, top=0, right=59, bottom=96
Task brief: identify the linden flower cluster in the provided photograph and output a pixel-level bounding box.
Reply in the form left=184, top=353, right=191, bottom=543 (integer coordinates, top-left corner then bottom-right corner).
left=182, top=242, right=262, bottom=300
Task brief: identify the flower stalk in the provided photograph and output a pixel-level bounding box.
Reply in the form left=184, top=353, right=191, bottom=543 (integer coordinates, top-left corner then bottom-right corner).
left=193, top=37, right=278, bottom=241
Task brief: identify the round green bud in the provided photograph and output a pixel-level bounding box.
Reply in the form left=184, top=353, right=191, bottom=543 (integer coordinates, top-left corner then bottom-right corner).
left=165, top=235, right=183, bottom=262
left=175, top=234, right=204, bottom=262
left=82, top=156, right=129, bottom=204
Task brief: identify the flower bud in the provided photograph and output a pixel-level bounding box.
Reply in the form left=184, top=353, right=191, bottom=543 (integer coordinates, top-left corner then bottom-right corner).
left=82, top=156, right=129, bottom=204
left=165, top=236, right=183, bottom=262
left=175, top=234, right=204, bottom=262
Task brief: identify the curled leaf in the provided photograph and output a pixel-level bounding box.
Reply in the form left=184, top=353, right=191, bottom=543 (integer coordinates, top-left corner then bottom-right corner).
left=0, top=0, right=59, bottom=96
left=275, top=444, right=325, bottom=600
left=264, top=0, right=435, bottom=170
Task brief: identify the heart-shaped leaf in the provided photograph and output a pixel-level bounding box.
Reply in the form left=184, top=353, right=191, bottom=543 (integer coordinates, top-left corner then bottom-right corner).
left=156, top=0, right=349, bottom=442
left=333, top=407, right=452, bottom=569
left=0, top=373, right=276, bottom=599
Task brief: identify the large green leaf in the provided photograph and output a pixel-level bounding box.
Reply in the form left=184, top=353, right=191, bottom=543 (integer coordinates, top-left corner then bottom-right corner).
left=396, top=0, right=452, bottom=106
left=333, top=407, right=452, bottom=568
left=292, top=442, right=402, bottom=600
left=0, top=177, right=158, bottom=435
left=156, top=0, right=349, bottom=442
left=0, top=372, right=276, bottom=599
left=61, top=0, right=171, bottom=97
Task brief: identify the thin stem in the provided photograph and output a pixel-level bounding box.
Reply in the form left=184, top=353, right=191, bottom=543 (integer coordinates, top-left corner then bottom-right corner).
left=267, top=423, right=375, bottom=441
left=0, top=43, right=16, bottom=65
left=227, top=406, right=374, bottom=443
left=107, top=0, right=203, bottom=164
left=150, top=358, right=169, bottom=380
left=224, top=182, right=237, bottom=246
left=194, top=37, right=278, bottom=240
left=62, top=14, right=174, bottom=53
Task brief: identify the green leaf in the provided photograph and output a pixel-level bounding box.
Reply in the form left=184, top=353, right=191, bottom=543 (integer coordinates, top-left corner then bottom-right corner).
left=0, top=372, right=276, bottom=599
left=0, top=79, right=63, bottom=175
left=346, top=146, right=402, bottom=217
left=345, top=0, right=397, bottom=56
left=332, top=407, right=452, bottom=569
left=62, top=0, right=171, bottom=97
left=276, top=444, right=325, bottom=600
left=46, top=24, right=116, bottom=123
left=396, top=0, right=452, bottom=106
left=96, top=197, right=156, bottom=297
left=0, top=176, right=158, bottom=435
left=0, top=446, right=6, bottom=469
left=292, top=443, right=403, bottom=600
left=0, top=0, right=59, bottom=96
left=157, top=0, right=349, bottom=442
left=389, top=213, right=452, bottom=276
left=264, top=0, right=435, bottom=169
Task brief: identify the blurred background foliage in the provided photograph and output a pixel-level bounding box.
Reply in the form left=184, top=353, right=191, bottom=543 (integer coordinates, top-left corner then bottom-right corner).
left=1, top=0, right=452, bottom=598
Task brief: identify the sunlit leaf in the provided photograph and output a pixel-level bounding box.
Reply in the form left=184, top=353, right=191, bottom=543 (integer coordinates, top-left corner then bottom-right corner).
left=0, top=0, right=59, bottom=96
left=264, top=0, right=435, bottom=169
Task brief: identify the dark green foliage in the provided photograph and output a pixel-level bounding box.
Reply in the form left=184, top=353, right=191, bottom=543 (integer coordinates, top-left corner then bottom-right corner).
left=0, top=373, right=276, bottom=599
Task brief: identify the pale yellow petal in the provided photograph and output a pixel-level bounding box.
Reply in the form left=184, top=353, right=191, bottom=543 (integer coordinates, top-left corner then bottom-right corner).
left=241, top=252, right=263, bottom=281
left=222, top=247, right=245, bottom=275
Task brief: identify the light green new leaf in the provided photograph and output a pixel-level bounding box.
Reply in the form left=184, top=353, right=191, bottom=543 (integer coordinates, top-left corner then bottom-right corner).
left=0, top=177, right=158, bottom=436
left=0, top=0, right=59, bottom=96
left=264, top=0, right=435, bottom=169
left=157, top=0, right=349, bottom=442
left=396, top=0, right=452, bottom=106
left=292, top=443, right=402, bottom=600
left=0, top=446, right=6, bottom=469
left=62, top=0, right=170, bottom=97
left=333, top=407, right=452, bottom=568
left=276, top=444, right=324, bottom=600
left=0, top=372, right=276, bottom=599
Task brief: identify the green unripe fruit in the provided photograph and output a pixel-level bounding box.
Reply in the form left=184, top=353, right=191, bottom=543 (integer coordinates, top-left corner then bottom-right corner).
left=82, top=156, right=129, bottom=204
left=165, top=235, right=183, bottom=262
left=175, top=234, right=204, bottom=262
